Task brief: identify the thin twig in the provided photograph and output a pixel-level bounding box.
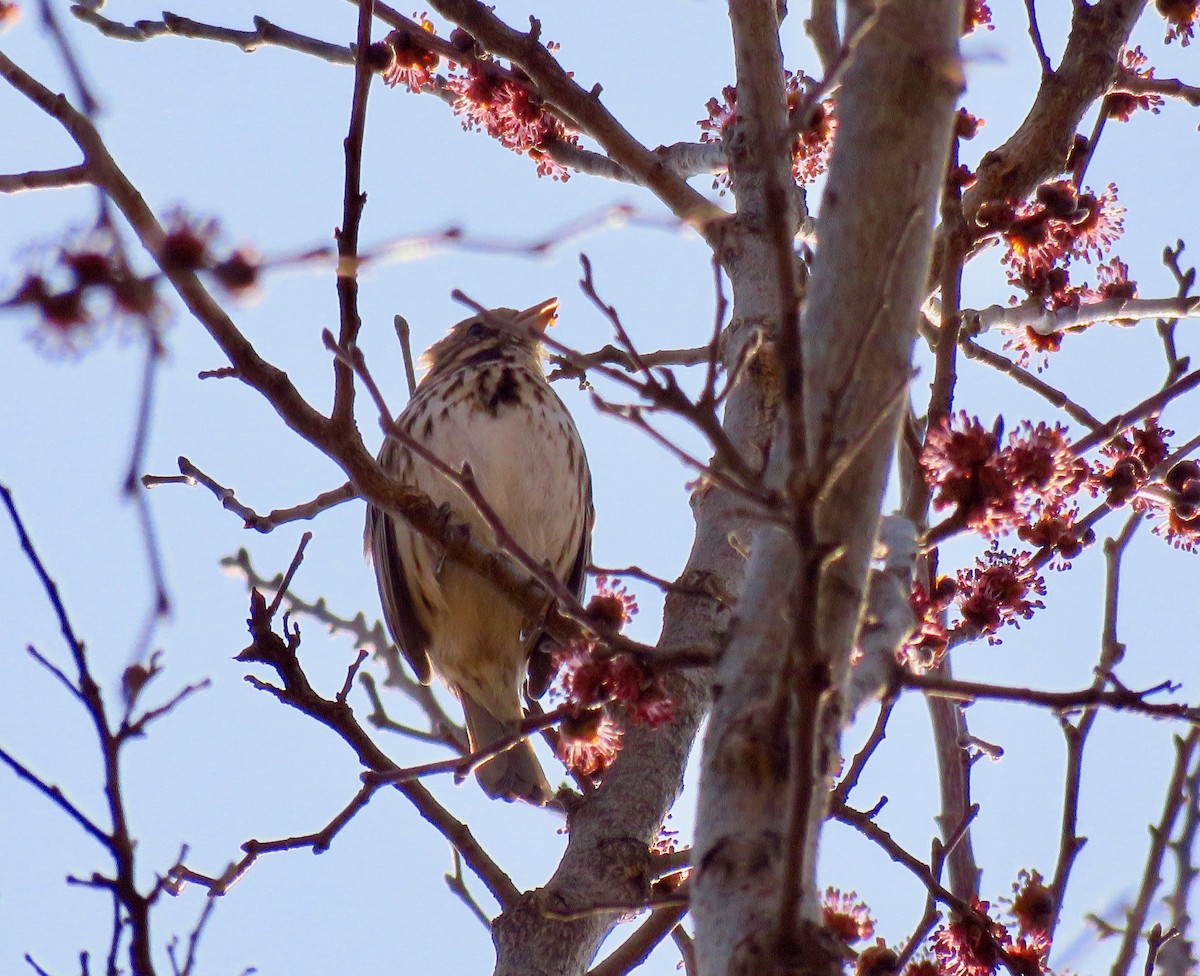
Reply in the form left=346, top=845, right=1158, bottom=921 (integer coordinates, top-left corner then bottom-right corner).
left=671, top=924, right=698, bottom=976
left=959, top=337, right=1104, bottom=430
left=928, top=138, right=967, bottom=428
left=831, top=697, right=896, bottom=806
left=1023, top=0, right=1054, bottom=77
left=235, top=588, right=522, bottom=907
left=331, top=0, right=376, bottom=427
left=1158, top=242, right=1195, bottom=385
left=0, top=746, right=111, bottom=848
left=832, top=801, right=974, bottom=918
left=1070, top=367, right=1200, bottom=457
left=444, top=848, right=491, bottom=928
left=393, top=314, right=418, bottom=398
left=1111, top=731, right=1200, bottom=976
left=222, top=546, right=467, bottom=747
left=1047, top=513, right=1139, bottom=942
left=265, top=531, right=313, bottom=618
left=586, top=899, right=690, bottom=976
left=903, top=670, right=1199, bottom=723
left=0, top=164, right=92, bottom=193
left=579, top=253, right=650, bottom=381
left=41, top=0, right=99, bottom=117
left=142, top=456, right=357, bottom=531
left=70, top=6, right=356, bottom=65
left=1115, top=73, right=1200, bottom=107
left=588, top=564, right=728, bottom=603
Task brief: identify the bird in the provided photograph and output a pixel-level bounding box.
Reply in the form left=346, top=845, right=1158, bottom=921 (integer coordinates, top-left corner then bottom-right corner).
left=365, top=299, right=593, bottom=804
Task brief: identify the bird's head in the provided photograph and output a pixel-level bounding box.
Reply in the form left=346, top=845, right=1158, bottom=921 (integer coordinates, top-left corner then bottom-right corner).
left=423, top=299, right=559, bottom=377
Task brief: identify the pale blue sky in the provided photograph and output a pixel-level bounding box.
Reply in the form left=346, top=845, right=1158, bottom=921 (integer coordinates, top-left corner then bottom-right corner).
left=2, top=3, right=1199, bottom=975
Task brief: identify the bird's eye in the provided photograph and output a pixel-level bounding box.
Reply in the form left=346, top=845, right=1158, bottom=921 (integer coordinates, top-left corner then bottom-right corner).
left=466, top=321, right=487, bottom=340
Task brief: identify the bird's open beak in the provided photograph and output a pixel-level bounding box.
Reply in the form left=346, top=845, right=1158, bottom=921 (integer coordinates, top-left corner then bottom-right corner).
left=514, top=297, right=559, bottom=333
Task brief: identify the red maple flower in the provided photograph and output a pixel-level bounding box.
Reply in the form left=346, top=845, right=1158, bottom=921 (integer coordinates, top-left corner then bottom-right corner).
left=1155, top=502, right=1200, bottom=552
left=552, top=618, right=674, bottom=731
left=379, top=19, right=439, bottom=91
left=1002, top=421, right=1083, bottom=505
left=441, top=59, right=578, bottom=180
left=963, top=0, right=994, bottom=34
left=922, top=413, right=1004, bottom=524
left=790, top=97, right=838, bottom=185
left=1001, top=258, right=1137, bottom=367
left=1001, top=183, right=1125, bottom=295
left=1006, top=870, right=1054, bottom=939
left=553, top=640, right=609, bottom=706
left=1157, top=0, right=1199, bottom=45
left=857, top=940, right=900, bottom=976
left=556, top=707, right=622, bottom=776
left=14, top=276, right=92, bottom=355
left=1005, top=937, right=1051, bottom=976
left=1002, top=323, right=1066, bottom=372
left=161, top=211, right=219, bottom=272
left=821, top=888, right=875, bottom=945
left=955, top=547, right=1046, bottom=641
left=1070, top=184, right=1125, bottom=263
left=955, top=109, right=985, bottom=140
left=212, top=248, right=261, bottom=296
left=698, top=85, right=738, bottom=144
left=1096, top=257, right=1138, bottom=303
left=933, top=901, right=1006, bottom=976
left=904, top=576, right=957, bottom=670
left=1105, top=47, right=1165, bottom=120
left=6, top=227, right=167, bottom=354
left=587, top=576, right=639, bottom=630
left=1017, top=503, right=1094, bottom=568
left=1092, top=417, right=1173, bottom=508
left=1123, top=418, right=1173, bottom=471
left=923, top=415, right=1081, bottom=537
left=698, top=75, right=837, bottom=190
left=1151, top=459, right=1200, bottom=551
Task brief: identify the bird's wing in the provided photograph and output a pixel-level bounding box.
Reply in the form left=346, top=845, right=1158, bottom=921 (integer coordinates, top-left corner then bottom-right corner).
left=526, top=467, right=594, bottom=700
left=365, top=501, right=433, bottom=685
left=565, top=469, right=595, bottom=603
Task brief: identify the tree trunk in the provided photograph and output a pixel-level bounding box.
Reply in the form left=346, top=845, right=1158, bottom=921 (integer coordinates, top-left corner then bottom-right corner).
left=692, top=3, right=963, bottom=975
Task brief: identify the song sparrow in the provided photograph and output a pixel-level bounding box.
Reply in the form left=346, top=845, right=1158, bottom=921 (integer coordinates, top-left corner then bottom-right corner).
left=365, top=299, right=593, bottom=804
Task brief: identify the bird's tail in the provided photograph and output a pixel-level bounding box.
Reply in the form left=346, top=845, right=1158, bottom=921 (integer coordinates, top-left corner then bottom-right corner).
left=461, top=695, right=553, bottom=805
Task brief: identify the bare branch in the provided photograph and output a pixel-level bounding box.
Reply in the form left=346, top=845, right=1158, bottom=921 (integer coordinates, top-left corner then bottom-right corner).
left=220, top=546, right=467, bottom=747
left=143, top=456, right=357, bottom=531
left=586, top=900, right=690, bottom=976
left=70, top=7, right=355, bottom=66
left=1115, top=72, right=1200, bottom=107
left=0, top=746, right=110, bottom=849
left=1047, top=513, right=1140, bottom=943
left=401, top=0, right=727, bottom=240
left=235, top=586, right=523, bottom=908
left=1111, top=731, right=1200, bottom=976
left=964, top=294, right=1200, bottom=338
left=804, top=0, right=840, bottom=73
left=959, top=0, right=1143, bottom=230
left=265, top=531, right=312, bottom=618
left=1022, top=0, right=1054, bottom=77
left=0, top=164, right=91, bottom=193
left=959, top=337, right=1105, bottom=431
left=1070, top=367, right=1200, bottom=457
left=904, top=670, right=1200, bottom=723
left=444, top=848, right=492, bottom=928
left=330, top=0, right=376, bottom=427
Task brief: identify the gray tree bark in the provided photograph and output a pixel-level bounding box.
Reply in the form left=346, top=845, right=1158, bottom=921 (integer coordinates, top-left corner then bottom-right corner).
left=692, top=3, right=963, bottom=975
